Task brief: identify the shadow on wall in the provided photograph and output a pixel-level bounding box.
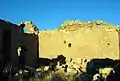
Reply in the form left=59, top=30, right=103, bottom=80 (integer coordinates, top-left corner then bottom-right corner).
left=86, top=58, right=120, bottom=76
left=2, top=29, right=11, bottom=66
left=21, top=33, right=39, bottom=68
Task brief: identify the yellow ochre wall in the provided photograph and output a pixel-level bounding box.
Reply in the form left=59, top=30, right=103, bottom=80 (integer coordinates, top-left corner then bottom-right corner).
left=38, top=27, right=119, bottom=60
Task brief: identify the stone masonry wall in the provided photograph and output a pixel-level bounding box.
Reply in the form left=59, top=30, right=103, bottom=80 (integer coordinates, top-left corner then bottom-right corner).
left=22, top=33, right=39, bottom=67
left=10, top=24, right=24, bottom=66
left=38, top=27, right=119, bottom=60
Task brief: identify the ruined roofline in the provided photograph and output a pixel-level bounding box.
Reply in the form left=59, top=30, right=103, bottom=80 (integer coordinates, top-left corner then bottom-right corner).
left=0, top=19, right=21, bottom=29
left=59, top=20, right=119, bottom=26
left=1, top=19, right=120, bottom=32
left=37, top=20, right=120, bottom=32
left=37, top=20, right=120, bottom=31
left=59, top=20, right=120, bottom=27
left=57, top=20, right=120, bottom=32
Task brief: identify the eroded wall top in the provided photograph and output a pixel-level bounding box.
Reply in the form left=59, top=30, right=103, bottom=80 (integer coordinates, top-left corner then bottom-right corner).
left=57, top=20, right=120, bottom=32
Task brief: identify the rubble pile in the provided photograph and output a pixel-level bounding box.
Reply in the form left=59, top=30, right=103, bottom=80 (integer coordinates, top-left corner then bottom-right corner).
left=20, top=21, right=39, bottom=34
left=58, top=20, right=120, bottom=31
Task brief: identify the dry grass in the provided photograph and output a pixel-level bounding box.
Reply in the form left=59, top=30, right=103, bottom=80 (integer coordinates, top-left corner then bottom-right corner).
left=28, top=70, right=87, bottom=81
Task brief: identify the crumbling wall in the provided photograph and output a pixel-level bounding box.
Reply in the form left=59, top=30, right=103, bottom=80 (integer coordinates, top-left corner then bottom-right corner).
left=0, top=19, right=25, bottom=67
left=38, top=21, right=120, bottom=61
left=0, top=19, right=39, bottom=68
left=10, top=21, right=39, bottom=68
left=118, top=31, right=120, bottom=59
left=10, top=24, right=24, bottom=66
left=23, top=21, right=39, bottom=34
left=0, top=20, right=11, bottom=66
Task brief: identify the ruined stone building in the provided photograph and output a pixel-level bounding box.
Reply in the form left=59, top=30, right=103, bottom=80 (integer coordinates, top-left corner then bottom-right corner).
left=0, top=19, right=39, bottom=68
left=0, top=19, right=120, bottom=68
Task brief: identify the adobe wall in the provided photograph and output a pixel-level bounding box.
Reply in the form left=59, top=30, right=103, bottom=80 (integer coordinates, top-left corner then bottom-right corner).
left=0, top=27, right=5, bottom=58
left=0, top=19, right=24, bottom=66
left=0, top=21, right=11, bottom=65
left=10, top=24, right=24, bottom=66
left=118, top=32, right=120, bottom=59
left=38, top=27, right=119, bottom=60
left=0, top=20, right=39, bottom=67
left=8, top=23, right=39, bottom=67
left=22, top=33, right=39, bottom=67
left=9, top=22, right=39, bottom=67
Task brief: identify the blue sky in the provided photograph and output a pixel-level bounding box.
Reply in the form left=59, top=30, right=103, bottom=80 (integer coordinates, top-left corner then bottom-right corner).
left=0, top=0, right=120, bottom=30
